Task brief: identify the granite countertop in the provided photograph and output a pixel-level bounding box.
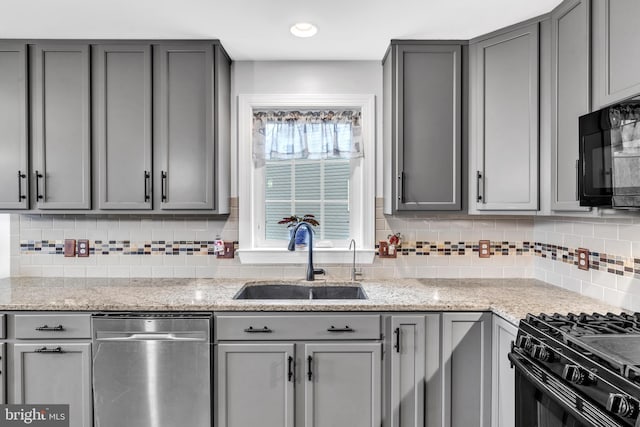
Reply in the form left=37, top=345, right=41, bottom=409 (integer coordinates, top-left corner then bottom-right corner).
left=0, top=277, right=623, bottom=324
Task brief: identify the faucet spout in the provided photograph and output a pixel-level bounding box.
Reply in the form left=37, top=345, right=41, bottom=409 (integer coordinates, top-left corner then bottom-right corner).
left=288, top=222, right=325, bottom=281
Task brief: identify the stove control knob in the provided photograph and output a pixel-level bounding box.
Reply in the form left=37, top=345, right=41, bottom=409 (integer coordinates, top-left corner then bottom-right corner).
left=561, top=365, right=592, bottom=385
left=516, top=335, right=532, bottom=351
left=530, top=344, right=554, bottom=362
left=606, top=394, right=639, bottom=418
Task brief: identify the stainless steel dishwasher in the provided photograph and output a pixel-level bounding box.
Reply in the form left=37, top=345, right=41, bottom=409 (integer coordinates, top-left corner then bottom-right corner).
left=91, top=313, right=212, bottom=427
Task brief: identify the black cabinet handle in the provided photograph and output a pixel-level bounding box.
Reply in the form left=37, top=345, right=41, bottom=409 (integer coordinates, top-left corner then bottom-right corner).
left=243, top=326, right=272, bottom=333
left=327, top=325, right=354, bottom=333
left=476, top=171, right=484, bottom=203
left=161, top=171, right=167, bottom=202
left=17, top=170, right=26, bottom=202
left=35, top=346, right=63, bottom=353
left=144, top=171, right=151, bottom=202
left=399, top=172, right=406, bottom=204
left=307, top=356, right=313, bottom=381
left=287, top=356, right=294, bottom=382
left=35, top=171, right=44, bottom=200
left=393, top=327, right=400, bottom=353
left=35, top=324, right=64, bottom=332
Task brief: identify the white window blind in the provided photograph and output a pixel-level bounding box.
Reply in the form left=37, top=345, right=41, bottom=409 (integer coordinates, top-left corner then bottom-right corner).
left=265, top=159, right=350, bottom=241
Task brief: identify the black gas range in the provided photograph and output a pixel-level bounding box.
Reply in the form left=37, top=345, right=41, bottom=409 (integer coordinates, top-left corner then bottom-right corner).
left=509, top=312, right=640, bottom=427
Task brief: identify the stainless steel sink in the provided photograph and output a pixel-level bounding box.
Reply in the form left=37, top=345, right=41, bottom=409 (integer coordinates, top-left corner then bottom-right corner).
left=233, top=283, right=367, bottom=300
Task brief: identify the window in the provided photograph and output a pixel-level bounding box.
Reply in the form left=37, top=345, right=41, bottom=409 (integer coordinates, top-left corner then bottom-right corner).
left=265, top=159, right=351, bottom=242
left=238, top=94, right=375, bottom=264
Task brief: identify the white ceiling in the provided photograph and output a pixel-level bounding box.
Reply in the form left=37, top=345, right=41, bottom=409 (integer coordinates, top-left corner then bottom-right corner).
left=0, top=0, right=563, bottom=60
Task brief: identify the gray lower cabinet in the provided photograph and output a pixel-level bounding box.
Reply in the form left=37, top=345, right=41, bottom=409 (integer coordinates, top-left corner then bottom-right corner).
left=12, top=342, right=92, bottom=427
left=154, top=42, right=230, bottom=212
left=217, top=343, right=295, bottom=427
left=551, top=0, right=591, bottom=212
left=491, top=316, right=518, bottom=427
left=471, top=24, right=539, bottom=211
left=592, top=0, right=640, bottom=108
left=0, top=42, right=29, bottom=210
left=384, top=314, right=442, bottom=427
left=442, top=312, right=492, bottom=427
left=31, top=43, right=91, bottom=210
left=93, top=44, right=153, bottom=210
left=304, top=343, right=381, bottom=427
left=217, top=341, right=381, bottom=427
left=383, top=42, right=462, bottom=213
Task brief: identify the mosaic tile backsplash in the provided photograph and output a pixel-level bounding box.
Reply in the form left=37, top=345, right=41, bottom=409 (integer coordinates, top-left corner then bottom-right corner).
left=9, top=198, right=640, bottom=311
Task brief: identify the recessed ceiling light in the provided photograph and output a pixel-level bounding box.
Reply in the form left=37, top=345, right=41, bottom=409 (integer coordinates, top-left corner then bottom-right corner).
left=290, top=22, right=318, bottom=38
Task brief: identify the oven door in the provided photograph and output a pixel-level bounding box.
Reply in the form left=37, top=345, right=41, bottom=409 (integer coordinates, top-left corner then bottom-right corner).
left=509, top=351, right=627, bottom=427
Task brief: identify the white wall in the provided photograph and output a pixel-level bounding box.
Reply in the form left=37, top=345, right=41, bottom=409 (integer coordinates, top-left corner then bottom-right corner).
left=231, top=61, right=383, bottom=197
left=0, top=214, right=10, bottom=277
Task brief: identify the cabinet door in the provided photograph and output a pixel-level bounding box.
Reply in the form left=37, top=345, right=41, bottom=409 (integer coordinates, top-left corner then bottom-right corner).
left=94, top=44, right=152, bottom=209
left=31, top=44, right=91, bottom=209
left=13, top=343, right=92, bottom=427
left=396, top=44, right=462, bottom=211
left=0, top=43, right=28, bottom=209
left=551, top=0, right=592, bottom=212
left=592, top=0, right=640, bottom=108
left=491, top=316, right=518, bottom=427
left=304, top=343, right=381, bottom=427
left=388, top=316, right=425, bottom=427
left=217, top=343, right=295, bottom=427
left=442, top=312, right=491, bottom=427
left=154, top=43, right=216, bottom=210
left=473, top=24, right=539, bottom=211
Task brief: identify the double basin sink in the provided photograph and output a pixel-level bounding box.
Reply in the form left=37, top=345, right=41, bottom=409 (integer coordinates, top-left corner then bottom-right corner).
left=234, top=283, right=367, bottom=300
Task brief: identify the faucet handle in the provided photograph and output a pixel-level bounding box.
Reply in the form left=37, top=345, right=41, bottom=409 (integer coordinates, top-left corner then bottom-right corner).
left=314, top=268, right=326, bottom=276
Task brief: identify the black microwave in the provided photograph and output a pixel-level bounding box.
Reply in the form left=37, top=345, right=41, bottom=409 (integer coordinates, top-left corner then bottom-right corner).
left=579, top=99, right=640, bottom=208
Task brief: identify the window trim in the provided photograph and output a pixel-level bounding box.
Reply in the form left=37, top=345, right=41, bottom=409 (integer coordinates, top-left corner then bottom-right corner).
left=237, top=94, right=376, bottom=265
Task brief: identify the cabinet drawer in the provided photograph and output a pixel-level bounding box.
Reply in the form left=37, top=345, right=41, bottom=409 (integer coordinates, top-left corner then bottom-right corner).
left=14, top=314, right=91, bottom=339
left=216, top=314, right=381, bottom=341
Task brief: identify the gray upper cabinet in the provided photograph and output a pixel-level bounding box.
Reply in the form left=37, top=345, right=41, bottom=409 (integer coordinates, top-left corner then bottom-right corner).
left=154, top=43, right=230, bottom=212
left=383, top=42, right=462, bottom=213
left=0, top=43, right=28, bottom=209
left=217, top=343, right=295, bottom=427
left=471, top=24, right=539, bottom=211
left=491, top=315, right=518, bottom=427
left=442, top=312, right=492, bottom=427
left=13, top=342, right=92, bottom=427
left=31, top=43, right=91, bottom=210
left=304, top=343, right=381, bottom=427
left=551, top=0, right=592, bottom=212
left=592, top=0, right=640, bottom=108
left=94, top=44, right=152, bottom=210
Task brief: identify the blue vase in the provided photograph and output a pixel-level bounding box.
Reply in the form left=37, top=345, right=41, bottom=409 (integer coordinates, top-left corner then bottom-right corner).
left=290, top=227, right=309, bottom=247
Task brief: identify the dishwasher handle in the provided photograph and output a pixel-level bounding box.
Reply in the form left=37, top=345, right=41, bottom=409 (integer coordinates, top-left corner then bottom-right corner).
left=95, top=332, right=208, bottom=342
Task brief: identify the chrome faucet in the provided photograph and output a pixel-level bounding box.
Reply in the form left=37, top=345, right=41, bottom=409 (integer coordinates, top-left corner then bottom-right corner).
left=349, top=239, right=363, bottom=282
left=288, top=222, right=325, bottom=281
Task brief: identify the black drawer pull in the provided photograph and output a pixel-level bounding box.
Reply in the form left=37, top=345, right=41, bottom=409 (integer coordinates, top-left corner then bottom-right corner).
left=307, top=356, right=313, bottom=381
left=327, top=325, right=354, bottom=332
left=35, top=346, right=64, bottom=354
left=244, top=326, right=272, bottom=333
left=35, top=324, right=64, bottom=332
left=393, top=327, right=400, bottom=353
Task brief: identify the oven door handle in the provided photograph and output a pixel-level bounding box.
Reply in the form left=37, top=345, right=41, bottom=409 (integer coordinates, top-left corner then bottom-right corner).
left=509, top=351, right=626, bottom=427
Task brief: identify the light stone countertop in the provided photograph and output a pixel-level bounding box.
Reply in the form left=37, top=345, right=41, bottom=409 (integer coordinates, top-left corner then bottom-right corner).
left=0, top=277, right=624, bottom=324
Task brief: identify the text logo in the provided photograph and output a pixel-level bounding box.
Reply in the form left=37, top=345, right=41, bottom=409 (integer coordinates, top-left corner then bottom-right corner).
left=0, top=405, right=68, bottom=427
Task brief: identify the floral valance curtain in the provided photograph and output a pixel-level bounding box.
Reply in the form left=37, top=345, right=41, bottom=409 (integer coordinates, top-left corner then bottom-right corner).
left=252, top=109, right=363, bottom=165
